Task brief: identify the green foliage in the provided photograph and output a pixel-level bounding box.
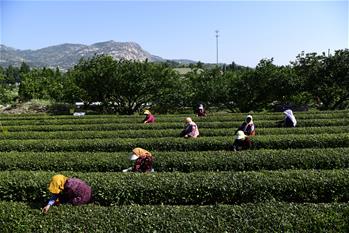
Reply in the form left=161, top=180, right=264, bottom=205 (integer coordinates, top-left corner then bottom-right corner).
left=19, top=62, right=30, bottom=75
left=18, top=67, right=62, bottom=101
left=292, top=49, right=349, bottom=109
left=0, top=126, right=347, bottom=140
left=1, top=201, right=348, bottom=233
left=0, top=86, right=18, bottom=105
left=70, top=55, right=180, bottom=114
left=0, top=170, right=348, bottom=205
left=0, top=110, right=347, bottom=122
left=187, top=67, right=222, bottom=106
left=4, top=65, right=20, bottom=84
left=0, top=148, right=348, bottom=172
left=1, top=118, right=347, bottom=132
left=229, top=59, right=304, bottom=112
left=0, top=109, right=348, bottom=231
left=0, top=133, right=347, bottom=152
left=0, top=67, right=18, bottom=104
left=2, top=49, right=349, bottom=111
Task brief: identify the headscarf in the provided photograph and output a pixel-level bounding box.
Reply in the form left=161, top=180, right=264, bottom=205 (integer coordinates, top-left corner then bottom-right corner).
left=130, top=147, right=152, bottom=160
left=48, top=174, right=68, bottom=194
left=283, top=109, right=297, bottom=127
left=245, top=115, right=254, bottom=125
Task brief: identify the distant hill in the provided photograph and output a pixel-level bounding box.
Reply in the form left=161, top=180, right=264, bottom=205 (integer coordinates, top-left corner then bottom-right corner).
left=0, top=41, right=196, bottom=70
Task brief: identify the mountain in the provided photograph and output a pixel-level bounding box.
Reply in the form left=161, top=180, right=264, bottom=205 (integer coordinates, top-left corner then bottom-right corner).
left=0, top=41, right=186, bottom=70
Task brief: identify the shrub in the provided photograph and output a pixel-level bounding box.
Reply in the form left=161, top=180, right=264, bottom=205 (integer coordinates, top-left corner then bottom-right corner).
left=1, top=201, right=348, bottom=233
left=0, top=148, right=348, bottom=172
left=0, top=126, right=348, bottom=140
left=0, top=170, right=348, bottom=205
left=0, top=134, right=347, bottom=152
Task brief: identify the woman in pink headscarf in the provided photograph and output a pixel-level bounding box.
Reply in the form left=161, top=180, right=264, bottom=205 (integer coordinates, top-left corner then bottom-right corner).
left=143, top=110, right=155, bottom=124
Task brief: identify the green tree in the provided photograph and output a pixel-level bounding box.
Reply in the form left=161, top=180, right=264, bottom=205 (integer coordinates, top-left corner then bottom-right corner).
left=254, top=59, right=301, bottom=108
left=186, top=68, right=218, bottom=108
left=71, top=55, right=180, bottom=114
left=5, top=65, right=19, bottom=85
left=19, top=62, right=30, bottom=74
left=70, top=55, right=120, bottom=112
left=113, top=59, right=179, bottom=114
left=18, top=67, right=55, bottom=101
left=292, top=49, right=349, bottom=109
left=0, top=66, right=18, bottom=104
left=228, top=59, right=304, bottom=112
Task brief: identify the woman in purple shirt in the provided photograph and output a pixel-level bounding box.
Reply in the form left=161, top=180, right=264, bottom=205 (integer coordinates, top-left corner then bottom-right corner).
left=42, top=174, right=92, bottom=214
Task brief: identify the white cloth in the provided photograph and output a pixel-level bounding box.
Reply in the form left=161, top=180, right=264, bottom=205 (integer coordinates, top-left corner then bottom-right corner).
left=283, top=109, right=297, bottom=127
left=73, top=112, right=85, bottom=116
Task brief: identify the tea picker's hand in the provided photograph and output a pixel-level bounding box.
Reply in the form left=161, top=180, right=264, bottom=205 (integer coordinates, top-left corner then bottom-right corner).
left=122, top=167, right=132, bottom=172
left=42, top=205, right=50, bottom=214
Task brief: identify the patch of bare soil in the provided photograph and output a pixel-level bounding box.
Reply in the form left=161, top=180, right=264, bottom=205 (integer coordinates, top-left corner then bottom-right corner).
left=0, top=102, right=48, bottom=114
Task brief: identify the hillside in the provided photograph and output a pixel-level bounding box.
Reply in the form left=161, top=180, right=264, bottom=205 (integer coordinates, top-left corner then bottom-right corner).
left=0, top=41, right=170, bottom=70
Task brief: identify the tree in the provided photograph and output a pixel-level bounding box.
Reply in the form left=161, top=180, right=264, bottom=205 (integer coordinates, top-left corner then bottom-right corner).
left=0, top=66, right=18, bottom=104
left=187, top=67, right=222, bottom=108
left=70, top=55, right=180, bottom=114
left=227, top=59, right=304, bottom=112
left=18, top=67, right=55, bottom=101
left=5, top=65, right=19, bottom=85
left=253, top=59, right=302, bottom=108
left=292, top=49, right=349, bottom=109
left=112, top=59, right=180, bottom=114
left=19, top=62, right=30, bottom=74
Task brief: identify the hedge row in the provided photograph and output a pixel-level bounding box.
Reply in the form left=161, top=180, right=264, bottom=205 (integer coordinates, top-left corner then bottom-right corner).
left=1, top=112, right=347, bottom=125
left=0, top=134, right=347, bottom=152
left=1, top=201, right=348, bottom=233
left=1, top=126, right=347, bottom=140
left=0, top=148, right=348, bottom=172
left=0, top=109, right=347, bottom=120
left=1, top=118, right=347, bottom=132
left=0, top=170, right=348, bottom=205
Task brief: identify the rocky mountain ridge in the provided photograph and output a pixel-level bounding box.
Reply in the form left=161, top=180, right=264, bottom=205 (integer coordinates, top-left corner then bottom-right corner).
left=0, top=41, right=190, bottom=70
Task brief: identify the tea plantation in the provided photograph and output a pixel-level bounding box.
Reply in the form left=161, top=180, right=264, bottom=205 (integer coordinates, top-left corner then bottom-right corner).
left=0, top=111, right=348, bottom=232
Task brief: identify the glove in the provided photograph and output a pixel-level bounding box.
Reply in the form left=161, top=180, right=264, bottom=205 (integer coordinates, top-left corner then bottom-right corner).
left=122, top=167, right=132, bottom=172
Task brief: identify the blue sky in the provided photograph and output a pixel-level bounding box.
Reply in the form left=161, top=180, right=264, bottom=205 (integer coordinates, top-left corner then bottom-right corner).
left=1, top=0, right=348, bottom=67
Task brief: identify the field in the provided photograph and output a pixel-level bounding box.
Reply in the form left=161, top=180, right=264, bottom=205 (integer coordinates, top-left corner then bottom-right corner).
left=0, top=110, right=348, bottom=232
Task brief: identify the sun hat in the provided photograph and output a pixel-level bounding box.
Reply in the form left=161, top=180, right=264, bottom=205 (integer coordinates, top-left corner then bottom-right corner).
left=236, top=130, right=246, bottom=140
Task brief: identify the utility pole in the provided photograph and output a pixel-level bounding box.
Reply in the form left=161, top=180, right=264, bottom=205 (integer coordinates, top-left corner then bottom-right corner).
left=215, top=30, right=219, bottom=65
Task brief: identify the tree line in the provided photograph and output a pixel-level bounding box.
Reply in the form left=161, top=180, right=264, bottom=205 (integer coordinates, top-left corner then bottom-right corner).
left=0, top=49, right=348, bottom=114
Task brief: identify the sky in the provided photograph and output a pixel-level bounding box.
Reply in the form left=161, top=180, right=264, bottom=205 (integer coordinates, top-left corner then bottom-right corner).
left=0, top=0, right=348, bottom=67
